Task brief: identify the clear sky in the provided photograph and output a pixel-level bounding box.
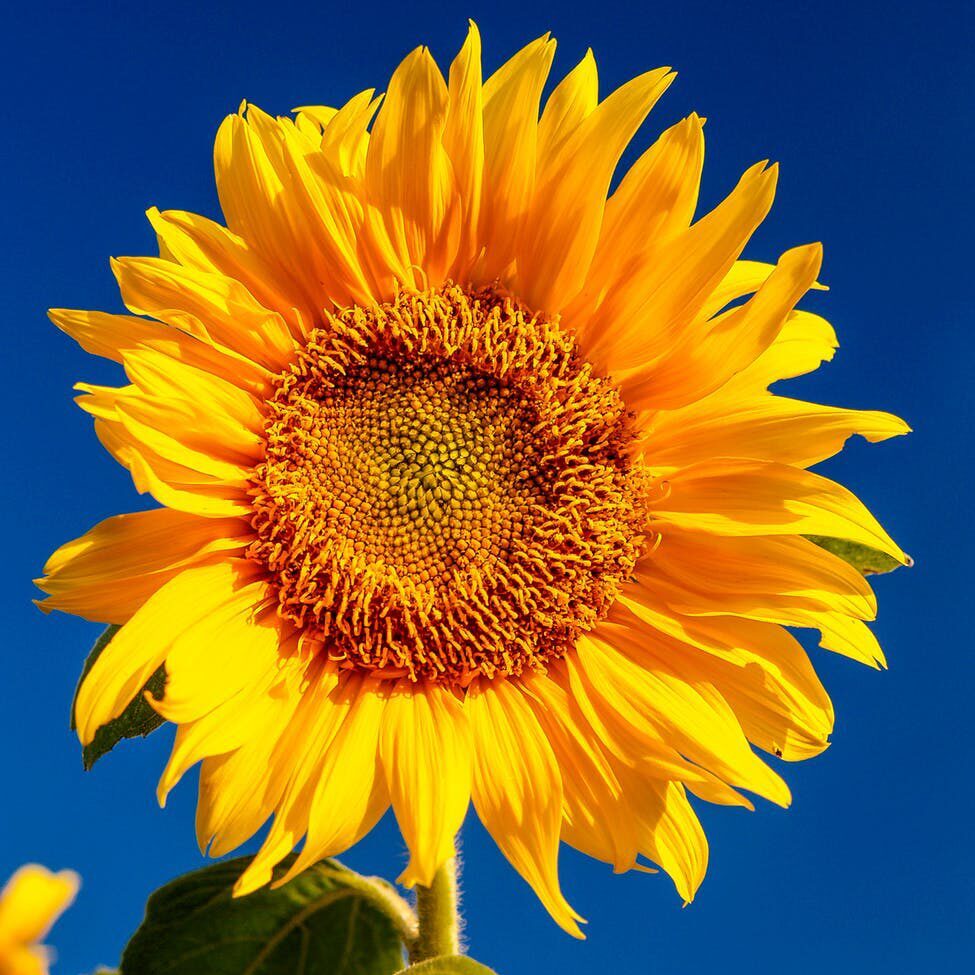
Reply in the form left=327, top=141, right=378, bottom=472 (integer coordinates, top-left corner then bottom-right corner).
left=3, top=0, right=972, bottom=971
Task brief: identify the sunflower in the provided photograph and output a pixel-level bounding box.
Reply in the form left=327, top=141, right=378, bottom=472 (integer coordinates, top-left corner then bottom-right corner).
left=38, top=26, right=908, bottom=935
left=0, top=865, right=78, bottom=975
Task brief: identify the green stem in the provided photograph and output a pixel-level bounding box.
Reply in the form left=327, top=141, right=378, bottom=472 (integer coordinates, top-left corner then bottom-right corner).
left=411, top=856, right=461, bottom=962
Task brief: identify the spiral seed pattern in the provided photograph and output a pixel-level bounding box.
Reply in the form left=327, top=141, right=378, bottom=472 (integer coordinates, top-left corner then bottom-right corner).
left=249, top=284, right=649, bottom=683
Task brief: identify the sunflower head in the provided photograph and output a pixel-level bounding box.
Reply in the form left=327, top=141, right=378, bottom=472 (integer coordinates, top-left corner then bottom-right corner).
left=39, top=24, right=908, bottom=936
left=251, top=282, right=648, bottom=683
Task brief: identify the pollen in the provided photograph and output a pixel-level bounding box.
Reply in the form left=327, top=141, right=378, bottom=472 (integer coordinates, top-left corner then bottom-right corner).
left=249, top=284, right=650, bottom=684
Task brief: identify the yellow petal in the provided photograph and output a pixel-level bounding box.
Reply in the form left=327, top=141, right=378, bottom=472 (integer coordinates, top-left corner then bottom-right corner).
left=443, top=22, right=484, bottom=276
left=608, top=112, right=704, bottom=242
left=536, top=49, right=598, bottom=164
left=518, top=66, right=674, bottom=313
left=364, top=47, right=458, bottom=288
left=48, top=308, right=167, bottom=363
left=115, top=403, right=254, bottom=482
left=85, top=410, right=251, bottom=519
left=194, top=658, right=312, bottom=860
left=467, top=676, right=584, bottom=937
left=197, top=739, right=291, bottom=859
left=51, top=299, right=273, bottom=397
left=476, top=35, right=556, bottom=281
left=292, top=104, right=337, bottom=126
left=158, top=636, right=305, bottom=807
left=645, top=390, right=910, bottom=471
left=250, top=105, right=376, bottom=304
left=379, top=679, right=473, bottom=887
left=653, top=458, right=908, bottom=563
left=35, top=508, right=250, bottom=623
left=112, top=255, right=295, bottom=370
left=581, top=161, right=777, bottom=373
left=569, top=114, right=705, bottom=331
left=622, top=242, right=823, bottom=411
left=734, top=309, right=839, bottom=390
left=609, top=771, right=708, bottom=903
left=234, top=664, right=350, bottom=892
left=700, top=259, right=785, bottom=317
left=318, top=90, right=380, bottom=178
left=615, top=595, right=834, bottom=760
left=812, top=614, right=887, bottom=668
left=575, top=632, right=791, bottom=806
left=615, top=588, right=831, bottom=707
left=519, top=670, right=641, bottom=872
left=123, top=346, right=264, bottom=436
left=542, top=657, right=733, bottom=790
left=478, top=669, right=714, bottom=904
left=151, top=589, right=285, bottom=725
left=117, top=348, right=265, bottom=465
left=147, top=207, right=309, bottom=333
left=0, top=865, right=79, bottom=945
left=214, top=109, right=373, bottom=311
left=77, top=380, right=255, bottom=478
left=275, top=676, right=390, bottom=886
left=0, top=947, right=50, bottom=975
left=73, top=560, right=263, bottom=744
left=636, top=530, right=877, bottom=622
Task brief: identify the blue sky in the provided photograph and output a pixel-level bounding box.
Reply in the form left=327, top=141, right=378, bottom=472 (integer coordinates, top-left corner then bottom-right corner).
left=2, top=0, right=972, bottom=971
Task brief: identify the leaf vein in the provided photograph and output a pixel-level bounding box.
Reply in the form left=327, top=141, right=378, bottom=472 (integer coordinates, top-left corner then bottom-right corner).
left=241, top=888, right=358, bottom=975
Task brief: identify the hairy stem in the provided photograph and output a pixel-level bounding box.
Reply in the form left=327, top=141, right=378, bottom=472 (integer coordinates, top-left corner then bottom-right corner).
left=411, top=856, right=461, bottom=962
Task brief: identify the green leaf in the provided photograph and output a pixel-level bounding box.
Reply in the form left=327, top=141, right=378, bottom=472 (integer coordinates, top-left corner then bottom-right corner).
left=805, top=535, right=909, bottom=576
left=71, top=624, right=166, bottom=770
left=120, top=855, right=409, bottom=975
left=397, top=958, right=498, bottom=975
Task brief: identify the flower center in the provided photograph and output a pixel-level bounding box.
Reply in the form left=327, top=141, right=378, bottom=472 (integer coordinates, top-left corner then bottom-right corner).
left=249, top=284, right=649, bottom=684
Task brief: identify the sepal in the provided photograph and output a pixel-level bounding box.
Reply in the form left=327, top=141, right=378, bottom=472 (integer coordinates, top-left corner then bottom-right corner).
left=71, top=625, right=166, bottom=770
left=806, top=535, right=910, bottom=575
